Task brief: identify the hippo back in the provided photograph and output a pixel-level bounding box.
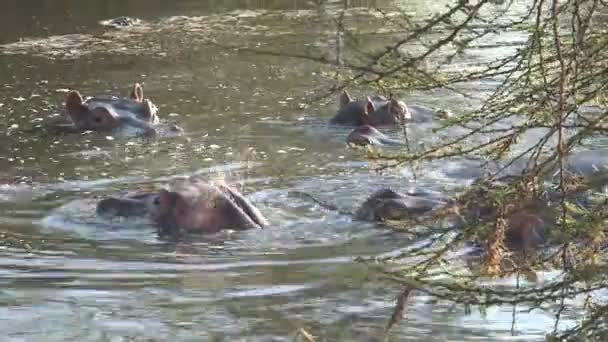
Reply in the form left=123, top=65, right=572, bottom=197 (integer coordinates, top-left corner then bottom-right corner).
left=355, top=189, right=445, bottom=221
left=331, top=97, right=391, bottom=126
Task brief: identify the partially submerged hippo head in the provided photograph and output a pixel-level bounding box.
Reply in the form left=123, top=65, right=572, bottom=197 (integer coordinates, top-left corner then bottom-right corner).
left=354, top=186, right=548, bottom=253
left=330, top=90, right=410, bottom=126
left=96, top=181, right=267, bottom=237
left=100, top=16, right=143, bottom=29
left=355, top=188, right=445, bottom=221
left=347, top=125, right=404, bottom=147
left=65, top=83, right=159, bottom=134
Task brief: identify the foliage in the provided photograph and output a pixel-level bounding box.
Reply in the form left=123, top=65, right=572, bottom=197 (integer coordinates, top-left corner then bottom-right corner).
left=322, top=0, right=608, bottom=340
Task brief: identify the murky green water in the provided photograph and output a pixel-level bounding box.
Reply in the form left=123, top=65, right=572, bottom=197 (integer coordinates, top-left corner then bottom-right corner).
left=0, top=0, right=580, bottom=341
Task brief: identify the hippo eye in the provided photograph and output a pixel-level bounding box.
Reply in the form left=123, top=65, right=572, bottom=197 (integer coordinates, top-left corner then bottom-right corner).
left=94, top=116, right=103, bottom=123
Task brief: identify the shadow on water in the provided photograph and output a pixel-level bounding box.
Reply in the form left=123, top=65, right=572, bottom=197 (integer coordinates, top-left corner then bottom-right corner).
left=0, top=0, right=578, bottom=341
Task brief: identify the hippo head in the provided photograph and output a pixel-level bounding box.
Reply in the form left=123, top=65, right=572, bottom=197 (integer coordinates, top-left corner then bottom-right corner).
left=154, top=181, right=267, bottom=237
left=355, top=189, right=408, bottom=221
left=362, top=96, right=411, bottom=126
left=96, top=181, right=266, bottom=237
left=65, top=91, right=122, bottom=132
left=64, top=83, right=158, bottom=133
left=339, top=89, right=410, bottom=126
left=355, top=188, right=440, bottom=221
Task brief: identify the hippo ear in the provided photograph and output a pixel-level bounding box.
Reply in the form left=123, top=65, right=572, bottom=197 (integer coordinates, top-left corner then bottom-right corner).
left=339, top=90, right=353, bottom=108
left=130, top=83, right=144, bottom=102
left=141, top=99, right=156, bottom=121
left=390, top=98, right=411, bottom=121
left=65, top=91, right=87, bottom=120
left=365, top=97, right=376, bottom=114
left=218, top=185, right=268, bottom=227
left=216, top=191, right=262, bottom=230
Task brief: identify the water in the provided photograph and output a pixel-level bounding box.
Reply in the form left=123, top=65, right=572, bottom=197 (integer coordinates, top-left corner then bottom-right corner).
left=0, top=0, right=581, bottom=340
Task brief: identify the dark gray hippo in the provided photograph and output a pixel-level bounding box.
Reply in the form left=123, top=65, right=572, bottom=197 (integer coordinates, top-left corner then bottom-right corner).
left=295, top=184, right=549, bottom=253
left=346, top=125, right=404, bottom=147
left=65, top=83, right=159, bottom=135
left=97, top=180, right=268, bottom=236
left=358, top=187, right=550, bottom=252
left=330, top=90, right=450, bottom=126
left=354, top=188, right=446, bottom=221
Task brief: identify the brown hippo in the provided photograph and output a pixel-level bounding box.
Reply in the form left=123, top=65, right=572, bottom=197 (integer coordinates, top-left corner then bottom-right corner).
left=503, top=208, right=547, bottom=252
left=64, top=83, right=159, bottom=134
left=330, top=90, right=447, bottom=126
left=346, top=125, right=404, bottom=147
left=96, top=180, right=268, bottom=236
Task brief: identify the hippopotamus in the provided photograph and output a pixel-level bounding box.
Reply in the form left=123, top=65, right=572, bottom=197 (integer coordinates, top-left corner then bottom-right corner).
left=96, top=180, right=268, bottom=236
left=359, top=187, right=550, bottom=252
left=346, top=125, right=404, bottom=147
left=330, top=90, right=450, bottom=126
left=354, top=188, right=446, bottom=221
left=502, top=208, right=547, bottom=252
left=100, top=16, right=143, bottom=28
left=295, top=185, right=549, bottom=253
left=64, top=83, right=159, bottom=135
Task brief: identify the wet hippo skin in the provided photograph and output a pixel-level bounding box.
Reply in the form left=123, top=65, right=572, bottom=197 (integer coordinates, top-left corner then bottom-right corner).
left=330, top=90, right=410, bottom=126
left=353, top=186, right=550, bottom=253
left=96, top=179, right=268, bottom=237
left=354, top=188, right=446, bottom=221
left=65, top=83, right=159, bottom=134
left=346, top=125, right=404, bottom=147
left=331, top=89, right=447, bottom=126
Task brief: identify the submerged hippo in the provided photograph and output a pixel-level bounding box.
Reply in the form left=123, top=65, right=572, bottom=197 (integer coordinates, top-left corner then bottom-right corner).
left=354, top=188, right=446, bottom=221
left=100, top=16, right=143, bottom=28
left=360, top=188, right=550, bottom=252
left=64, top=83, right=159, bottom=135
left=97, top=180, right=268, bottom=236
left=331, top=90, right=449, bottom=126
left=297, top=185, right=549, bottom=253
left=347, top=125, right=404, bottom=147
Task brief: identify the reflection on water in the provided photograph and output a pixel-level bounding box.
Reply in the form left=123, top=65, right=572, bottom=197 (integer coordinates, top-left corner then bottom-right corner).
left=0, top=0, right=574, bottom=341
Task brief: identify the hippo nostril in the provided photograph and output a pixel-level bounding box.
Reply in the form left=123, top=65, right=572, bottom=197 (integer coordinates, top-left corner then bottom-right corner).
left=153, top=196, right=160, bottom=206
left=94, top=117, right=103, bottom=123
